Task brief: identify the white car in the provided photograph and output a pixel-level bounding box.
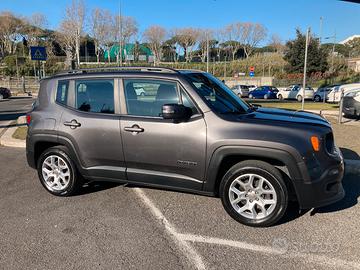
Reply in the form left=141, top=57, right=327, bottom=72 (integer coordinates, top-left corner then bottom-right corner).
left=277, top=85, right=314, bottom=102
left=230, top=85, right=250, bottom=97
left=134, top=87, right=146, bottom=96
left=327, top=83, right=360, bottom=103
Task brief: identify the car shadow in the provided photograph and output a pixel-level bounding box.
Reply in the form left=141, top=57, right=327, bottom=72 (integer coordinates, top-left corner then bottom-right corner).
left=311, top=172, right=360, bottom=214
left=75, top=181, right=123, bottom=196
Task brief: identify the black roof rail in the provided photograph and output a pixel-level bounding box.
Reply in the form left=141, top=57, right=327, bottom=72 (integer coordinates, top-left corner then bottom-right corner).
left=54, top=66, right=179, bottom=76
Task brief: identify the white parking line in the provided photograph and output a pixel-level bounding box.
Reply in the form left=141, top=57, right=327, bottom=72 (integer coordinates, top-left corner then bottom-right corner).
left=133, top=188, right=206, bottom=270
left=178, top=234, right=360, bottom=270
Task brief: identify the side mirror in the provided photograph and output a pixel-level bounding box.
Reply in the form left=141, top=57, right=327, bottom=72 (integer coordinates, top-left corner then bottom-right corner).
left=162, top=104, right=192, bottom=121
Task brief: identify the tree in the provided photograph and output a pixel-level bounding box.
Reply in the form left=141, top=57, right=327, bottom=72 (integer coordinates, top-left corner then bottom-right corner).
left=174, top=28, right=199, bottom=62
left=283, top=29, right=328, bottom=74
left=61, top=0, right=85, bottom=67
left=198, top=29, right=213, bottom=62
left=113, top=15, right=138, bottom=62
left=268, top=34, right=285, bottom=53
left=0, top=12, right=24, bottom=57
left=90, top=8, right=112, bottom=63
left=224, top=23, right=243, bottom=61
left=241, top=23, right=267, bottom=58
left=143, top=25, right=166, bottom=64
left=57, top=20, right=76, bottom=68
left=345, top=37, right=360, bottom=57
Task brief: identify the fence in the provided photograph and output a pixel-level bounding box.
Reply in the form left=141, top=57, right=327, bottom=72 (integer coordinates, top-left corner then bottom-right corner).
left=0, top=76, right=40, bottom=95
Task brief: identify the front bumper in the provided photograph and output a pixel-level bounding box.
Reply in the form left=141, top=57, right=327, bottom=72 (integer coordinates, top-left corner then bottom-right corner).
left=293, top=154, right=345, bottom=209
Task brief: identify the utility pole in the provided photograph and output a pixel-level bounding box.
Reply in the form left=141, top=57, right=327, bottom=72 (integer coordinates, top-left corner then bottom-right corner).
left=302, top=28, right=310, bottom=111
left=119, top=0, right=123, bottom=66
left=206, top=32, right=209, bottom=73
left=319, top=16, right=323, bottom=45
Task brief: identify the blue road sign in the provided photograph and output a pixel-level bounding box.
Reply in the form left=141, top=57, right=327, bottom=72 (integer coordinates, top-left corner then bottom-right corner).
left=30, top=46, right=47, bottom=61
left=249, top=71, right=255, bottom=77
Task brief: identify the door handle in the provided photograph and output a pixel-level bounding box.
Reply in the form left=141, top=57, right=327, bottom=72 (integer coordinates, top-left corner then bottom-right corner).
left=64, top=119, right=81, bottom=129
left=124, top=124, right=144, bottom=134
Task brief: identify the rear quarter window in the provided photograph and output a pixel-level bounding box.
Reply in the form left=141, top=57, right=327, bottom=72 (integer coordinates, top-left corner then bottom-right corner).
left=56, top=80, right=69, bottom=105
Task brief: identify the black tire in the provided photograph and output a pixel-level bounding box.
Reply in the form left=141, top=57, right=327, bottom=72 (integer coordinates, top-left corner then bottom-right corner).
left=219, top=160, right=288, bottom=227
left=37, top=146, right=82, bottom=196
left=278, top=94, right=283, bottom=101
left=314, top=95, right=321, bottom=102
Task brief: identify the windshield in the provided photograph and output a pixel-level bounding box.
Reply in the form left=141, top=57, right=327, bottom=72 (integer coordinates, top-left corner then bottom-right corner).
left=184, top=73, right=250, bottom=114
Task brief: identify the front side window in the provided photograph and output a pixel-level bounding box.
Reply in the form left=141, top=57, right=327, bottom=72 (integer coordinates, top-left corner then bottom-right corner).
left=183, top=72, right=249, bottom=114
left=124, top=79, right=196, bottom=117
left=56, top=80, right=69, bottom=105
left=75, top=79, right=114, bottom=114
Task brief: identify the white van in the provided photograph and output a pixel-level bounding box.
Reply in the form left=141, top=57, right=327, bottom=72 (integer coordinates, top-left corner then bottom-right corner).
left=327, top=83, right=360, bottom=103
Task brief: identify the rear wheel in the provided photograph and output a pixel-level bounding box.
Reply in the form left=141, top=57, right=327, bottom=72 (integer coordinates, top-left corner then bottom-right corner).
left=249, top=94, right=254, bottom=99
left=0, top=94, right=3, bottom=100
left=278, top=94, right=283, bottom=101
left=297, top=95, right=303, bottom=102
left=314, top=95, right=321, bottom=102
left=37, top=146, right=82, bottom=196
left=264, top=94, right=268, bottom=99
left=219, top=160, right=288, bottom=227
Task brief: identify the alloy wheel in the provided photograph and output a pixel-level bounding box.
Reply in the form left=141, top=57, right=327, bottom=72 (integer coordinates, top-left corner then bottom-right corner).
left=228, top=173, right=277, bottom=220
left=42, top=155, right=71, bottom=192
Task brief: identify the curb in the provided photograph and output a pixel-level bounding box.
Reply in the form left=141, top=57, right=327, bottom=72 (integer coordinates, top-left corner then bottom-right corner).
left=0, top=116, right=26, bottom=148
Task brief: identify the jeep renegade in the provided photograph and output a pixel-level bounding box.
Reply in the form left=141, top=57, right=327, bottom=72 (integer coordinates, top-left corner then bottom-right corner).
left=26, top=67, right=345, bottom=227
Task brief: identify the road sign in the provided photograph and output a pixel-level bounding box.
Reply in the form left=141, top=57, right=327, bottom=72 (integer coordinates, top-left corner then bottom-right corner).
left=249, top=71, right=255, bottom=77
left=30, top=46, right=47, bottom=61
left=249, top=66, right=255, bottom=72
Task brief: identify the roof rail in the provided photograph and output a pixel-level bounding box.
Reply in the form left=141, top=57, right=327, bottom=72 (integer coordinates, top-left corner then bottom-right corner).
left=54, top=66, right=179, bottom=76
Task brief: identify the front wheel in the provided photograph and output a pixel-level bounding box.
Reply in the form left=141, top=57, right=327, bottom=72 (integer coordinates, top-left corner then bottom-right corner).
left=264, top=94, right=268, bottom=99
left=314, top=95, right=321, bottom=102
left=249, top=94, right=254, bottom=99
left=278, top=94, right=283, bottom=101
left=297, top=95, right=303, bottom=102
left=219, top=160, right=288, bottom=227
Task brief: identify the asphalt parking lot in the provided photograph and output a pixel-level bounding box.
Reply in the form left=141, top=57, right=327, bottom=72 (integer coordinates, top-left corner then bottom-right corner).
left=0, top=146, right=359, bottom=270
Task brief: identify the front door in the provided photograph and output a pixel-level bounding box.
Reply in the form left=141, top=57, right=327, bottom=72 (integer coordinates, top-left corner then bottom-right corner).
left=120, top=78, right=207, bottom=190
left=57, top=78, right=126, bottom=180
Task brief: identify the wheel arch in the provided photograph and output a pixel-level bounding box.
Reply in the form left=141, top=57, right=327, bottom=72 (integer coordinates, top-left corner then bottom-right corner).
left=203, top=146, right=303, bottom=201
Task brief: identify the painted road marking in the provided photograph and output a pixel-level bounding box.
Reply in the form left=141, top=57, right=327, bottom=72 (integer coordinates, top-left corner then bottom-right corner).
left=135, top=188, right=360, bottom=270
left=178, top=233, right=360, bottom=269
left=133, top=188, right=206, bottom=270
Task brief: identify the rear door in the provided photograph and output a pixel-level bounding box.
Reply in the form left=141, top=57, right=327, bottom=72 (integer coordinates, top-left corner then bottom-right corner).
left=57, top=78, right=126, bottom=180
left=119, top=78, right=207, bottom=190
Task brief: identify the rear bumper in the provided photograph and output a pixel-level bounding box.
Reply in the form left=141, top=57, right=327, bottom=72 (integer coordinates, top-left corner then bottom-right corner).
left=294, top=156, right=345, bottom=209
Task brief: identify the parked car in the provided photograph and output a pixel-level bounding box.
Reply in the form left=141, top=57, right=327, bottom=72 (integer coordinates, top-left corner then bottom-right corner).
left=277, top=85, right=314, bottom=102
left=248, top=86, right=279, bottom=99
left=26, top=67, right=344, bottom=227
left=342, top=88, right=360, bottom=118
left=231, top=84, right=250, bottom=98
left=0, top=87, right=11, bottom=99
left=248, top=85, right=257, bottom=91
left=313, top=85, right=339, bottom=102
left=327, top=83, right=360, bottom=103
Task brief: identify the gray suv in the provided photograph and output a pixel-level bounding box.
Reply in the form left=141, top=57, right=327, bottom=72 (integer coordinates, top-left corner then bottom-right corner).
left=26, top=67, right=345, bottom=227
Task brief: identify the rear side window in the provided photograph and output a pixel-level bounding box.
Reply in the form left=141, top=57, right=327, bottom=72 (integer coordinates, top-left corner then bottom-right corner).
left=56, top=80, right=69, bottom=105
left=75, top=79, right=114, bottom=114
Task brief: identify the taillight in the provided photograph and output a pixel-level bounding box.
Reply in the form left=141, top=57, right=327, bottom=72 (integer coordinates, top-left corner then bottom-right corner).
left=26, top=114, right=31, bottom=125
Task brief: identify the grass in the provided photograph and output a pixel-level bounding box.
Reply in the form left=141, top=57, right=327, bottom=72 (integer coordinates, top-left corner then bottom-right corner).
left=249, top=100, right=339, bottom=111
left=12, top=126, right=28, bottom=140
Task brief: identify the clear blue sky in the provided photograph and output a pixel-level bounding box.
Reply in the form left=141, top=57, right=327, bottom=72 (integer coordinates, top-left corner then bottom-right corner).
left=2, top=0, right=359, bottom=44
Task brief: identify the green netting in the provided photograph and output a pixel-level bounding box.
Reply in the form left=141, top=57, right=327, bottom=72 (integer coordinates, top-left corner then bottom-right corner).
left=104, top=44, right=153, bottom=61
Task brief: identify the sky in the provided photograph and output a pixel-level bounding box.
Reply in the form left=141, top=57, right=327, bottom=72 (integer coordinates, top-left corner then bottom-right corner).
left=1, top=0, right=360, bottom=44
